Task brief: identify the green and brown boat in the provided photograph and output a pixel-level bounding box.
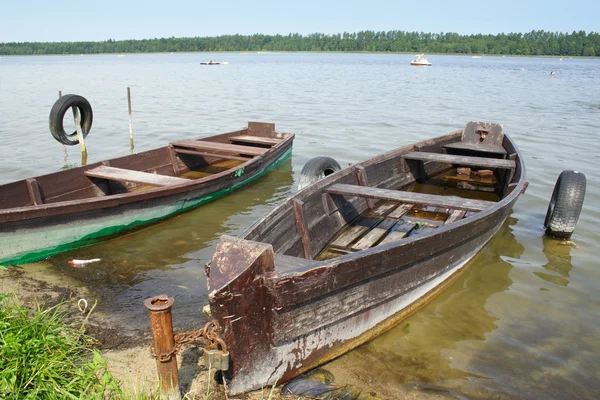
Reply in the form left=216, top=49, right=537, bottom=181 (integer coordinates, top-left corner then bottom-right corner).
left=0, top=122, right=294, bottom=266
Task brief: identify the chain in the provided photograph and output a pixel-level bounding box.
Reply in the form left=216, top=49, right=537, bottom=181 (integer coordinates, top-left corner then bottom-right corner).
left=149, top=320, right=227, bottom=363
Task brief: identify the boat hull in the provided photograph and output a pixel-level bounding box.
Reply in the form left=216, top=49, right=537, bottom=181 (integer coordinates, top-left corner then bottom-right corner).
left=208, top=123, right=525, bottom=394
left=210, top=194, right=514, bottom=394
left=0, top=130, right=293, bottom=266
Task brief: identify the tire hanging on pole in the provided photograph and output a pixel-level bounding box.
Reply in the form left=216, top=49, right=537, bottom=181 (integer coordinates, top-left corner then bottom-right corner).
left=49, top=94, right=93, bottom=146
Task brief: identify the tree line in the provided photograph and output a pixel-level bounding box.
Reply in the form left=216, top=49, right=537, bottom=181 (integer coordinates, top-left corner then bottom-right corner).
left=1, top=30, right=598, bottom=57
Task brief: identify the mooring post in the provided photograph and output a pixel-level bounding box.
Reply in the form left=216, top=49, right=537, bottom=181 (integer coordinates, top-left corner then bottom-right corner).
left=127, top=87, right=134, bottom=151
left=144, top=295, right=181, bottom=400
left=58, top=91, right=67, bottom=154
left=72, top=105, right=88, bottom=164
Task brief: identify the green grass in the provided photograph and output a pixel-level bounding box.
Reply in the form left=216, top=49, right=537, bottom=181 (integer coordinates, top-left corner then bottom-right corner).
left=0, top=292, right=305, bottom=400
left=0, top=293, right=123, bottom=399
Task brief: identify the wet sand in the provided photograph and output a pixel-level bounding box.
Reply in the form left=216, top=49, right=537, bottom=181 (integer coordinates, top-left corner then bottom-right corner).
left=2, top=262, right=408, bottom=399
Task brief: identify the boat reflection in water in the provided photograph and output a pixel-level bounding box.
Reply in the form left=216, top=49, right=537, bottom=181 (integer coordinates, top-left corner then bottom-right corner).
left=324, top=213, right=595, bottom=399
left=323, top=214, right=525, bottom=398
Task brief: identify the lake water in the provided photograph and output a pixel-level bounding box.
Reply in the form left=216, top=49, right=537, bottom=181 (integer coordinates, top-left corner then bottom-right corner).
left=0, top=52, right=599, bottom=399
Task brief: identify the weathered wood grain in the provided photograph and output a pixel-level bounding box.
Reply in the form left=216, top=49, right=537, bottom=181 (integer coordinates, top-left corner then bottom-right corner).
left=443, top=141, right=507, bottom=155
left=173, top=148, right=251, bottom=161
left=292, top=199, right=312, bottom=260
left=377, top=224, right=413, bottom=246
left=25, top=179, right=43, bottom=205
left=355, top=165, right=375, bottom=210
left=325, top=183, right=495, bottom=211
left=386, top=203, right=414, bottom=219
left=330, top=218, right=379, bottom=249
left=171, top=140, right=268, bottom=156
left=371, top=202, right=397, bottom=217
left=403, top=152, right=515, bottom=169
left=85, top=166, right=189, bottom=186
left=230, top=135, right=280, bottom=146
left=462, top=121, right=504, bottom=146
left=351, top=218, right=397, bottom=250
left=445, top=209, right=467, bottom=225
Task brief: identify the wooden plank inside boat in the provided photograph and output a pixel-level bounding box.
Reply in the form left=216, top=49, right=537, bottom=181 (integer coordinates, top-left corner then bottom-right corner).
left=351, top=219, right=397, bottom=251
left=329, top=217, right=382, bottom=249
left=173, top=148, right=250, bottom=161
left=171, top=140, right=269, bottom=156
left=445, top=209, right=467, bottom=225
left=386, top=203, right=414, bottom=219
left=325, top=183, right=495, bottom=211
left=85, top=166, right=189, bottom=186
left=229, top=135, right=281, bottom=146
left=378, top=220, right=415, bottom=245
left=443, top=142, right=507, bottom=155
left=403, top=152, right=516, bottom=169
left=325, top=202, right=396, bottom=251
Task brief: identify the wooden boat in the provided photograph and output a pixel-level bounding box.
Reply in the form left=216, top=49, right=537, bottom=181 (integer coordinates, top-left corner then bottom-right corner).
left=0, top=122, right=294, bottom=266
left=207, top=121, right=526, bottom=394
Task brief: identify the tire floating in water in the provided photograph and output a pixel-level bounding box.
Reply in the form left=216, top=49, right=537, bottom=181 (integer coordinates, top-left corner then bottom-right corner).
left=49, top=94, right=93, bottom=146
left=544, top=170, right=586, bottom=239
left=298, top=156, right=342, bottom=190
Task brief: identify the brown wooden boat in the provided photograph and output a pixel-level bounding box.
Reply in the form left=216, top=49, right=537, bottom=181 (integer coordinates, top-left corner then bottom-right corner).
left=0, top=122, right=294, bottom=266
left=207, top=121, right=527, bottom=394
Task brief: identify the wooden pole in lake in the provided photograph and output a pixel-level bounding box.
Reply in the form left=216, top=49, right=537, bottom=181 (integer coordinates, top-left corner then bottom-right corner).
left=72, top=106, right=87, bottom=164
left=127, top=87, right=134, bottom=151
left=58, top=91, right=67, bottom=156
left=144, top=295, right=181, bottom=400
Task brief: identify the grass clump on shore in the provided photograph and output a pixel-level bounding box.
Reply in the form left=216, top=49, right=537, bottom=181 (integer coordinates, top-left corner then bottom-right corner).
left=0, top=293, right=123, bottom=399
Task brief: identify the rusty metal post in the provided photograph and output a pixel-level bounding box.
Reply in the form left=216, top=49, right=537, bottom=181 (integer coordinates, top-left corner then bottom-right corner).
left=144, top=295, right=181, bottom=400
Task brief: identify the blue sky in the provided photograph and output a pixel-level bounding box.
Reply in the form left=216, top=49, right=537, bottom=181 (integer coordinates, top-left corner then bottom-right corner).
left=1, top=0, right=598, bottom=42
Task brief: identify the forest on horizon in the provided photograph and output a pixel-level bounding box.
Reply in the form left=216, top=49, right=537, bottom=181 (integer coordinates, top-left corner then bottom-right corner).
left=1, top=30, right=598, bottom=57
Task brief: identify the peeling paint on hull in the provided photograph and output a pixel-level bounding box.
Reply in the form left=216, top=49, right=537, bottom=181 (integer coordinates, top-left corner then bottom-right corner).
left=226, top=244, right=486, bottom=395
left=208, top=126, right=526, bottom=395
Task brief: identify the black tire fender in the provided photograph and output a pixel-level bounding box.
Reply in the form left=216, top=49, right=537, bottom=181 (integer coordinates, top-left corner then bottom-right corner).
left=49, top=94, right=93, bottom=146
left=298, top=156, right=342, bottom=190
left=544, top=170, right=586, bottom=239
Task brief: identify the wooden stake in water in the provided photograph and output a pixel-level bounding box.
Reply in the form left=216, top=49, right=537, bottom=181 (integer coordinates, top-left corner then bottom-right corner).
left=127, top=87, right=134, bottom=151
left=72, top=106, right=88, bottom=165
left=59, top=91, right=67, bottom=156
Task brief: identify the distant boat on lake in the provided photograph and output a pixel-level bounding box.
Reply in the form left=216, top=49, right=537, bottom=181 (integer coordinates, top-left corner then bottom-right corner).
left=410, top=54, right=432, bottom=66
left=200, top=61, right=229, bottom=65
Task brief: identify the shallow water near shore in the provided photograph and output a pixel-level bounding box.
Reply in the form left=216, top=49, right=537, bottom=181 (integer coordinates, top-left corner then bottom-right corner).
left=1, top=52, right=599, bottom=399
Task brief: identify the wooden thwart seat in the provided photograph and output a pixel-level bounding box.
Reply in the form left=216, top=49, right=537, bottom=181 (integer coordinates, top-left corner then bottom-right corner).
left=173, top=147, right=250, bottom=161
left=86, top=166, right=188, bottom=187
left=171, top=140, right=268, bottom=156
left=443, top=142, right=507, bottom=155
left=325, top=183, right=495, bottom=212
left=229, top=135, right=281, bottom=146
left=403, top=152, right=515, bottom=170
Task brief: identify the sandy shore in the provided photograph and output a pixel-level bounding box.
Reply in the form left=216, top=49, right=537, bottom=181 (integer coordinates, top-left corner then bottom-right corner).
left=1, top=262, right=450, bottom=399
